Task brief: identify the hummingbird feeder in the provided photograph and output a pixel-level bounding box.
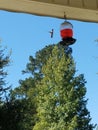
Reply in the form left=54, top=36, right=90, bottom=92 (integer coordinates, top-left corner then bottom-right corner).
left=60, top=21, right=76, bottom=46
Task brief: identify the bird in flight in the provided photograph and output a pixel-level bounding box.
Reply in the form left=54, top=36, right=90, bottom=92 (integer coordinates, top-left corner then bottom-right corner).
left=49, top=29, right=54, bottom=38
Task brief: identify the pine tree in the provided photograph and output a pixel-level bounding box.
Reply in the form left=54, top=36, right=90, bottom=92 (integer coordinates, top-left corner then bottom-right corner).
left=8, top=45, right=56, bottom=130
left=0, top=46, right=10, bottom=96
left=0, top=45, right=10, bottom=129
left=23, top=44, right=56, bottom=81
left=8, top=77, right=37, bottom=130
left=33, top=45, right=95, bottom=130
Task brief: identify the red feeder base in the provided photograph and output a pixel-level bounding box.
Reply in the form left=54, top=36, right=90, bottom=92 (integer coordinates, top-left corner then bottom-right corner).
left=60, top=29, right=73, bottom=39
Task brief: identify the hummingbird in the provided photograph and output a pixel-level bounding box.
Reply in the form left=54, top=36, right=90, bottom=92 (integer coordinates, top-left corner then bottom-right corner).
left=49, top=29, right=54, bottom=38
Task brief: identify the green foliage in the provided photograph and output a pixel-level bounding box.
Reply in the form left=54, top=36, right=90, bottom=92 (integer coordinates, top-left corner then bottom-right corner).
left=0, top=46, right=10, bottom=97
left=9, top=77, right=37, bottom=130
left=6, top=44, right=57, bottom=130
left=33, top=45, right=95, bottom=130
left=0, top=99, right=24, bottom=130
left=0, top=45, right=11, bottom=130
left=23, top=44, right=56, bottom=80
left=4, top=43, right=95, bottom=130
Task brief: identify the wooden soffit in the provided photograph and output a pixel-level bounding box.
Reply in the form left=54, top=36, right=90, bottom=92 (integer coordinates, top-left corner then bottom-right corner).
left=0, top=0, right=98, bottom=22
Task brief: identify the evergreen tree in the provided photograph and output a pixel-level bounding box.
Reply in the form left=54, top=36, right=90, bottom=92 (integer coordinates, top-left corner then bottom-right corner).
left=0, top=46, right=10, bottom=97
left=23, top=45, right=56, bottom=80
left=0, top=45, right=10, bottom=130
left=9, top=43, right=95, bottom=130
left=8, top=77, right=37, bottom=130
left=33, top=45, right=95, bottom=130
left=7, top=45, right=56, bottom=130
left=9, top=44, right=72, bottom=130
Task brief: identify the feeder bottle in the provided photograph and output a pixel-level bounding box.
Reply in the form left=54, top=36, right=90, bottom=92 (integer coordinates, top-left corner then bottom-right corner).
left=60, top=21, right=73, bottom=39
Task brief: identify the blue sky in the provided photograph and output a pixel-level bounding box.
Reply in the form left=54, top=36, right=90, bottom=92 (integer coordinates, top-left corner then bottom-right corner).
left=0, top=10, right=98, bottom=126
